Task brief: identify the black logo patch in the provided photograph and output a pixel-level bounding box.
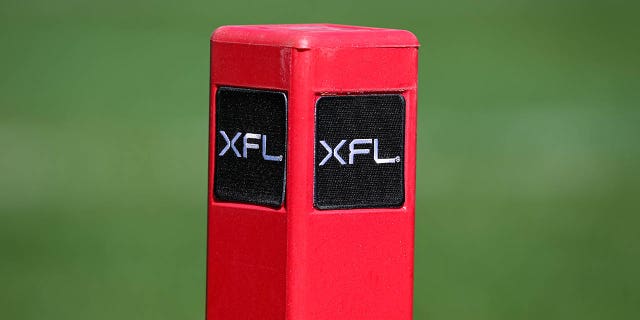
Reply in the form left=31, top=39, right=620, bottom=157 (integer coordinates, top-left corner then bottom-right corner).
left=214, top=87, right=287, bottom=208
left=314, top=94, right=405, bottom=210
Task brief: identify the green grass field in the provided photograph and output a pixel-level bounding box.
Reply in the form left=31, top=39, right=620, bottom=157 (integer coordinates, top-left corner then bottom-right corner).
left=1, top=0, right=639, bottom=319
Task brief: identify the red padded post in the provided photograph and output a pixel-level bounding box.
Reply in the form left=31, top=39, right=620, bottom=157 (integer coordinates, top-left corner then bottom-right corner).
left=207, top=24, right=419, bottom=320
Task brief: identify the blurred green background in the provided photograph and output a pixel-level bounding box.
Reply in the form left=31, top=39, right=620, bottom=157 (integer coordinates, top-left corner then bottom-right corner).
left=1, top=0, right=639, bottom=319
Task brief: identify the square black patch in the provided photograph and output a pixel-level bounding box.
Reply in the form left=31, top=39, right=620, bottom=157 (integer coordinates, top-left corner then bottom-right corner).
left=314, top=94, right=405, bottom=210
left=214, top=87, right=287, bottom=208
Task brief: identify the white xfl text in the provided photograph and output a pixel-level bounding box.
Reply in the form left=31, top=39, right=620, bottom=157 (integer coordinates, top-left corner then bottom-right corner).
left=319, top=139, right=400, bottom=166
left=218, top=131, right=283, bottom=162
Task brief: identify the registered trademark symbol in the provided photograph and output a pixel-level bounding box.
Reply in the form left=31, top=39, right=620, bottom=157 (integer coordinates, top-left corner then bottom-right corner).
left=395, top=156, right=401, bottom=163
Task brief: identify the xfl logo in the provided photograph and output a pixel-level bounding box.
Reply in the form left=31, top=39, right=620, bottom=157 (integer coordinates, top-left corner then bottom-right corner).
left=218, top=131, right=283, bottom=162
left=318, top=138, right=400, bottom=166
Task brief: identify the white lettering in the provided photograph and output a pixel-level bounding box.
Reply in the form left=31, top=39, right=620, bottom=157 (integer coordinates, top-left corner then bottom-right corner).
left=242, top=133, right=261, bottom=158
left=348, top=139, right=372, bottom=164
left=318, top=138, right=399, bottom=166
left=218, top=131, right=241, bottom=157
left=262, top=135, right=283, bottom=161
left=319, top=140, right=347, bottom=166
left=218, top=131, right=283, bottom=162
left=373, top=139, right=400, bottom=164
